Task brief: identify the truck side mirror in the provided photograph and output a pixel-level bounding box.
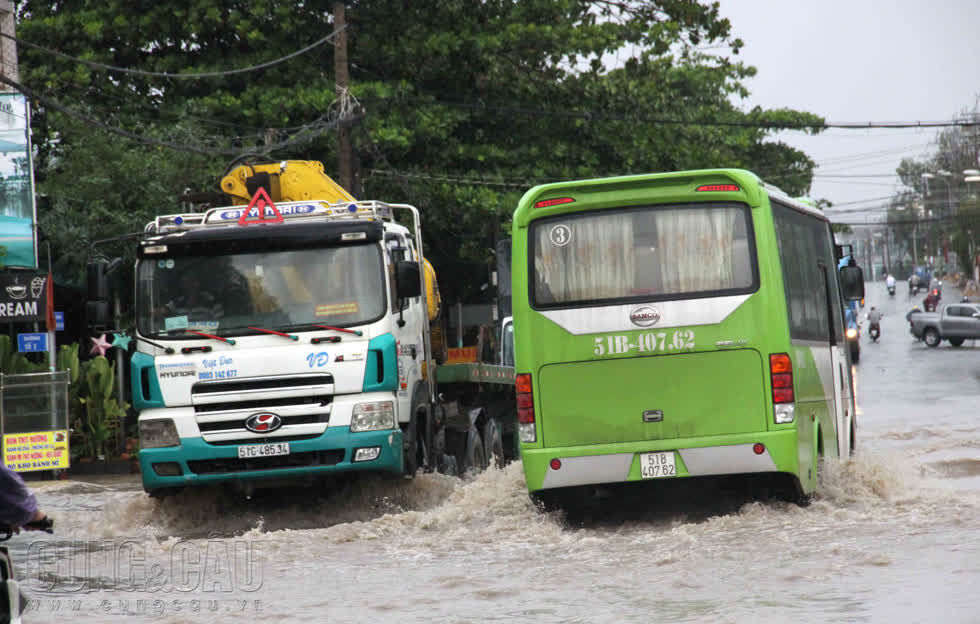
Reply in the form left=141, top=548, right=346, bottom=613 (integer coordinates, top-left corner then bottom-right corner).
left=395, top=261, right=422, bottom=299
left=86, top=257, right=121, bottom=330
left=87, top=259, right=109, bottom=301
left=86, top=300, right=111, bottom=330
left=839, top=265, right=865, bottom=301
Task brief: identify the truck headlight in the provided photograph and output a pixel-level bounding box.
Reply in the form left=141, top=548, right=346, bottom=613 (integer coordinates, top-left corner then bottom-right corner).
left=351, top=401, right=395, bottom=432
left=845, top=328, right=857, bottom=340
left=140, top=419, right=180, bottom=448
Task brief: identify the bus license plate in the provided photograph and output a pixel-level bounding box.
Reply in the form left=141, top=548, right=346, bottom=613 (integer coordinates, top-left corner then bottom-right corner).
left=237, top=442, right=290, bottom=459
left=639, top=451, right=676, bottom=479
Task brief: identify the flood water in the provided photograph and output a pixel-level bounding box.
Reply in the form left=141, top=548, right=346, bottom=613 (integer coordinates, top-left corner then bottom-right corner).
left=12, top=282, right=980, bottom=623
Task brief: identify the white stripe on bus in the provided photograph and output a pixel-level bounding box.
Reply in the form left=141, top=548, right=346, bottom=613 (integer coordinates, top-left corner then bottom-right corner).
left=537, top=294, right=751, bottom=335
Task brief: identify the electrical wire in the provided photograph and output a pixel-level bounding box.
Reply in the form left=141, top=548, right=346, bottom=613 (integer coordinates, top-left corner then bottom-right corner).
left=2, top=25, right=347, bottom=79
left=0, top=73, right=358, bottom=156
left=361, top=95, right=979, bottom=130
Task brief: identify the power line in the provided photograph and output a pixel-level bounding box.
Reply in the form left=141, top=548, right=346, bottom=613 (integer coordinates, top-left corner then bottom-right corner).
left=2, top=26, right=347, bottom=79
left=45, top=76, right=337, bottom=139
left=363, top=96, right=980, bottom=130
left=0, top=74, right=357, bottom=156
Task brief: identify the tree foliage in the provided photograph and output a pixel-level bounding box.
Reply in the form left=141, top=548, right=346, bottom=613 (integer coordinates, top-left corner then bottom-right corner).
left=890, top=99, right=980, bottom=273
left=18, top=0, right=825, bottom=300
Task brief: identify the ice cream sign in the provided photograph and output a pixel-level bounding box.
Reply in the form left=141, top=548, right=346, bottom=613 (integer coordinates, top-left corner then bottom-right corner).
left=0, top=271, right=49, bottom=321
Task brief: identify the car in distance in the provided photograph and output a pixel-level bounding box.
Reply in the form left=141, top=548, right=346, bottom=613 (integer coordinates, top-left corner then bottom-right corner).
left=909, top=302, right=980, bottom=347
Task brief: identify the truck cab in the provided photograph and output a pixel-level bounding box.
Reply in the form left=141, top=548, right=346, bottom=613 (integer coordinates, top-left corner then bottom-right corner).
left=127, top=199, right=433, bottom=496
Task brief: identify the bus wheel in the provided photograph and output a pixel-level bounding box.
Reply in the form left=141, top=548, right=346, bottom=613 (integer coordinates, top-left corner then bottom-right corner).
left=529, top=490, right=562, bottom=512
left=481, top=418, right=505, bottom=469
left=461, top=427, right=488, bottom=476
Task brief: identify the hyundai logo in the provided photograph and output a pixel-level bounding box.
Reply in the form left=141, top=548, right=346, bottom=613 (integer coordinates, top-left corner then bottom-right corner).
left=629, top=305, right=661, bottom=327
left=245, top=412, right=282, bottom=434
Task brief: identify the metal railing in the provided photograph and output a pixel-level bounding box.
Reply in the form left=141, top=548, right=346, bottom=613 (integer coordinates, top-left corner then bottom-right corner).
left=0, top=370, right=70, bottom=436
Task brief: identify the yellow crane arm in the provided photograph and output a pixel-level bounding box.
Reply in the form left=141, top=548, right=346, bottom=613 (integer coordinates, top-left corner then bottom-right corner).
left=221, top=160, right=356, bottom=205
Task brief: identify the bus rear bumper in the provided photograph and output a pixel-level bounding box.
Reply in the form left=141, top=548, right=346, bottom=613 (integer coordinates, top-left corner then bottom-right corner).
left=522, top=430, right=800, bottom=492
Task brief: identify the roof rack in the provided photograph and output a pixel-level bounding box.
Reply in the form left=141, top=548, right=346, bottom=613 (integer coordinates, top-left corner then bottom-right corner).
left=144, top=199, right=396, bottom=234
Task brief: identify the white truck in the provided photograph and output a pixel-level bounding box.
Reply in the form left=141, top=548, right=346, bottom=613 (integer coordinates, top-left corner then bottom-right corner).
left=87, top=161, right=516, bottom=497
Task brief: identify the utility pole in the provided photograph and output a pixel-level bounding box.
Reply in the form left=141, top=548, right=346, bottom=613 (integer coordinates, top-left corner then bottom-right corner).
left=912, top=224, right=919, bottom=268
left=883, top=228, right=891, bottom=274
left=334, top=3, right=354, bottom=192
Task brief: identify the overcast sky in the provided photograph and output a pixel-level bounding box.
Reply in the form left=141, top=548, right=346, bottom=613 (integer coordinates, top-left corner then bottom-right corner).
left=715, top=0, right=980, bottom=225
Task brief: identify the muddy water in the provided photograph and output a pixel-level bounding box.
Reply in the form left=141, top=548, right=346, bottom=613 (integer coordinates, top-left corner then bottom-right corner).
left=15, top=283, right=980, bottom=623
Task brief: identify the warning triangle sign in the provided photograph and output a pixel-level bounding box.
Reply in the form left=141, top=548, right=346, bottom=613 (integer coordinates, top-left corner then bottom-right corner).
left=238, top=187, right=284, bottom=226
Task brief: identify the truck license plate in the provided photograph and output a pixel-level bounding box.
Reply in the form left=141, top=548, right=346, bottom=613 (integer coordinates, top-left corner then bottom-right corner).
left=237, top=442, right=290, bottom=459
left=639, top=451, right=676, bottom=479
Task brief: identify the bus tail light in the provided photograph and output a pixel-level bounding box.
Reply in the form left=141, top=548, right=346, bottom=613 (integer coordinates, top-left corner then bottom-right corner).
left=769, top=353, right=795, bottom=423
left=516, top=373, right=536, bottom=443
left=534, top=197, right=575, bottom=209
left=696, top=184, right=740, bottom=192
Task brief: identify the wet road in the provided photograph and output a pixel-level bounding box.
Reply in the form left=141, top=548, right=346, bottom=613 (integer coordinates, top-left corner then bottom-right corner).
left=13, top=281, right=980, bottom=623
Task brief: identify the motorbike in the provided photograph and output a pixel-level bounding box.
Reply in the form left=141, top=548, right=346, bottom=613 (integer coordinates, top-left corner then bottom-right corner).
left=1, top=517, right=54, bottom=624
left=887, top=284, right=896, bottom=296
left=868, top=324, right=880, bottom=342
left=923, top=289, right=941, bottom=312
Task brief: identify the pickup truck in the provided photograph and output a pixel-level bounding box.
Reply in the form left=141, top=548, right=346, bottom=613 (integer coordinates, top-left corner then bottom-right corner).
left=909, top=302, right=980, bottom=347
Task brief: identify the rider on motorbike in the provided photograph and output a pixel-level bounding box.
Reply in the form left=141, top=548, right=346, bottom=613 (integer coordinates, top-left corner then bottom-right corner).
left=867, top=306, right=883, bottom=340
left=886, top=274, right=896, bottom=293
left=1, top=462, right=51, bottom=624
left=0, top=463, right=47, bottom=531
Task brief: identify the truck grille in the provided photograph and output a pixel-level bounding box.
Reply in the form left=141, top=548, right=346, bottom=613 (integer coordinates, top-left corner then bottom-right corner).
left=191, top=374, right=335, bottom=443
left=187, top=449, right=345, bottom=474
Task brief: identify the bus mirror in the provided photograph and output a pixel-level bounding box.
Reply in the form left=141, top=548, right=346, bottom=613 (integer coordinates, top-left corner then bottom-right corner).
left=840, top=265, right=865, bottom=301
left=395, top=261, right=422, bottom=299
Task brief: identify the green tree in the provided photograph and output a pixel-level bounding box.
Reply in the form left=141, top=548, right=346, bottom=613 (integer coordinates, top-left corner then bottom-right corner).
left=19, top=0, right=826, bottom=301
left=889, top=99, right=980, bottom=274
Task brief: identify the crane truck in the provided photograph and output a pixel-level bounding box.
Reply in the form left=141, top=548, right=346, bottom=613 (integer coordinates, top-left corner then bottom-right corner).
left=87, top=161, right=517, bottom=497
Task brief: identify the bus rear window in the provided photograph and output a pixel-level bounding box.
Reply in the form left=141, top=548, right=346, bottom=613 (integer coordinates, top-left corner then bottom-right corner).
left=530, top=202, right=757, bottom=307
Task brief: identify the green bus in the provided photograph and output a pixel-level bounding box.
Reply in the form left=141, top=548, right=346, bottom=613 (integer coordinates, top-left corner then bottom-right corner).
left=511, top=169, right=865, bottom=507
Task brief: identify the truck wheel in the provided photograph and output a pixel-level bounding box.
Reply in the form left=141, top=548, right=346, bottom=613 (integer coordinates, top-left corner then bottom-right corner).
left=146, top=487, right=181, bottom=500
left=461, top=427, right=488, bottom=476
left=948, top=338, right=965, bottom=347
left=923, top=328, right=941, bottom=348
left=482, top=418, right=505, bottom=469
left=403, top=384, right=428, bottom=479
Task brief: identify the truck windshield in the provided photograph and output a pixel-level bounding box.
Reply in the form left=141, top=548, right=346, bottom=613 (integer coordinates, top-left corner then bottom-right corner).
left=530, top=202, right=757, bottom=308
left=137, top=244, right=385, bottom=337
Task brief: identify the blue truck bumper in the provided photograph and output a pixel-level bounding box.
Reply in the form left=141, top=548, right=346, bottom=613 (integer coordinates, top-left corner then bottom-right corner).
left=139, top=426, right=404, bottom=491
